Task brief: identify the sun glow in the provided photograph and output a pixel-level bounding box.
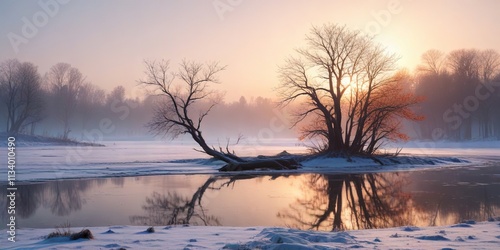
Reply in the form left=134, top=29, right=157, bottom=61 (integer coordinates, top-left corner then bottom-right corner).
left=341, top=76, right=369, bottom=97
left=383, top=42, right=401, bottom=57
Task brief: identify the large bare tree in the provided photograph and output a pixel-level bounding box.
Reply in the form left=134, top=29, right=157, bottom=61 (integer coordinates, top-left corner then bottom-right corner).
left=278, top=24, right=422, bottom=155
left=0, top=59, right=44, bottom=133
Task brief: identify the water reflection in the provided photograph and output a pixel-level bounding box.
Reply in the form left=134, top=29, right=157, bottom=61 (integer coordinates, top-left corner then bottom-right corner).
left=277, top=173, right=411, bottom=231
left=2, top=166, right=499, bottom=230
left=1, top=178, right=118, bottom=223
left=129, top=169, right=499, bottom=231
left=407, top=168, right=500, bottom=225
left=130, top=176, right=221, bottom=226
left=129, top=173, right=412, bottom=230
left=130, top=174, right=287, bottom=226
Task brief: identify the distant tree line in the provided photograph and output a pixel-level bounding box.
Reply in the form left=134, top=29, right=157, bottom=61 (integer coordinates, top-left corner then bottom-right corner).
left=0, top=60, right=147, bottom=139
left=414, top=49, right=500, bottom=140
left=2, top=47, right=499, bottom=146
left=0, top=59, right=295, bottom=141
left=0, top=60, right=43, bottom=134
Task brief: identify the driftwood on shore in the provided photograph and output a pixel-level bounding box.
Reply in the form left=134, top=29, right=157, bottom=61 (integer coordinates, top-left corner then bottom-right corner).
left=219, top=158, right=300, bottom=172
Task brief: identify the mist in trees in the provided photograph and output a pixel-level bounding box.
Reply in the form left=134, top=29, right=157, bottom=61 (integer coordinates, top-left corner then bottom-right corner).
left=45, top=63, right=86, bottom=139
left=0, top=59, right=44, bottom=133
left=414, top=49, right=500, bottom=140
left=2, top=47, right=499, bottom=144
left=0, top=59, right=295, bottom=141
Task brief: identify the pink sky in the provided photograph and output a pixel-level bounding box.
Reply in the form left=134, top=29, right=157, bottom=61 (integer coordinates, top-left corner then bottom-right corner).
left=1, top=0, right=499, bottom=101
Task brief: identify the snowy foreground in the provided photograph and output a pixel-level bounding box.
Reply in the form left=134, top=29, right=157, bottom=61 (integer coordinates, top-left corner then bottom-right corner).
left=3, top=221, right=500, bottom=249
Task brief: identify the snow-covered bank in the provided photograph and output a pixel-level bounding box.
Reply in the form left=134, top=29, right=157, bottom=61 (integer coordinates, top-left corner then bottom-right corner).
left=0, top=140, right=484, bottom=183
left=3, top=221, right=499, bottom=249
left=0, top=133, right=104, bottom=147
left=388, top=140, right=500, bottom=157
left=0, top=142, right=479, bottom=184
left=2, top=140, right=498, bottom=183
left=300, top=154, right=469, bottom=173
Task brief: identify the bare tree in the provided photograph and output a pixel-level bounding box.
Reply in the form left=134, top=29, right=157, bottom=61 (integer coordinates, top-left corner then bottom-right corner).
left=78, top=83, right=105, bottom=133
left=478, top=49, right=500, bottom=83
left=106, top=85, right=126, bottom=106
left=140, top=60, right=244, bottom=164
left=446, top=49, right=480, bottom=81
left=141, top=60, right=300, bottom=171
left=415, top=49, right=500, bottom=140
left=477, top=50, right=500, bottom=138
left=446, top=49, right=481, bottom=140
left=44, top=63, right=84, bottom=139
left=417, top=49, right=445, bottom=75
left=278, top=24, right=422, bottom=155
left=0, top=59, right=44, bottom=133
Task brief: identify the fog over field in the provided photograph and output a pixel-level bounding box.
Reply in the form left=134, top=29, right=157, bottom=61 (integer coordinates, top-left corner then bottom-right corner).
left=1, top=0, right=500, bottom=145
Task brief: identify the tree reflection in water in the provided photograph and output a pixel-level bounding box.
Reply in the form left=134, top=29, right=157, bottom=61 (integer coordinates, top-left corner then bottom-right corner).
left=130, top=174, right=286, bottom=226
left=130, top=176, right=221, bottom=226
left=4, top=168, right=498, bottom=229
left=278, top=173, right=411, bottom=231
left=1, top=178, right=111, bottom=219
left=43, top=180, right=102, bottom=216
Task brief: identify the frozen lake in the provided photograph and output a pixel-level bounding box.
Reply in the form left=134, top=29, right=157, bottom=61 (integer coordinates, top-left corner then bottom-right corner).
left=1, top=140, right=499, bottom=232
left=1, top=164, right=499, bottom=231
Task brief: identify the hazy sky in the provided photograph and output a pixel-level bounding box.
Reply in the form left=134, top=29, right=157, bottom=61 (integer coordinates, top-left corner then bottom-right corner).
left=1, top=0, right=499, bottom=101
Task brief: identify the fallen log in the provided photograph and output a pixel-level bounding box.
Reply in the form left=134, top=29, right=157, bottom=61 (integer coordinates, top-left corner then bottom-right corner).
left=219, top=158, right=300, bottom=172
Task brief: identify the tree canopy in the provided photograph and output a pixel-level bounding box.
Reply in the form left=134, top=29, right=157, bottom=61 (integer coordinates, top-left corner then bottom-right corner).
left=277, top=24, right=422, bottom=155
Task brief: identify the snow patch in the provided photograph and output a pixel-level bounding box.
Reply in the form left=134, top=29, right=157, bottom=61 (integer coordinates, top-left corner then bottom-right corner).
left=2, top=222, right=499, bottom=249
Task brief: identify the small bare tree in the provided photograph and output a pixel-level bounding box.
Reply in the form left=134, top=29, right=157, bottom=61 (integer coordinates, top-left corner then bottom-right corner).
left=78, top=83, right=105, bottom=133
left=446, top=49, right=480, bottom=81
left=417, top=49, right=445, bottom=75
left=141, top=60, right=300, bottom=171
left=106, top=85, right=126, bottom=106
left=478, top=49, right=500, bottom=83
left=140, top=60, right=243, bottom=164
left=45, top=63, right=85, bottom=139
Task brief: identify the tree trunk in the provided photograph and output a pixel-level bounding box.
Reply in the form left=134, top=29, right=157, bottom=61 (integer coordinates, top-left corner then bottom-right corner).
left=219, top=158, right=300, bottom=172
left=190, top=130, right=245, bottom=164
